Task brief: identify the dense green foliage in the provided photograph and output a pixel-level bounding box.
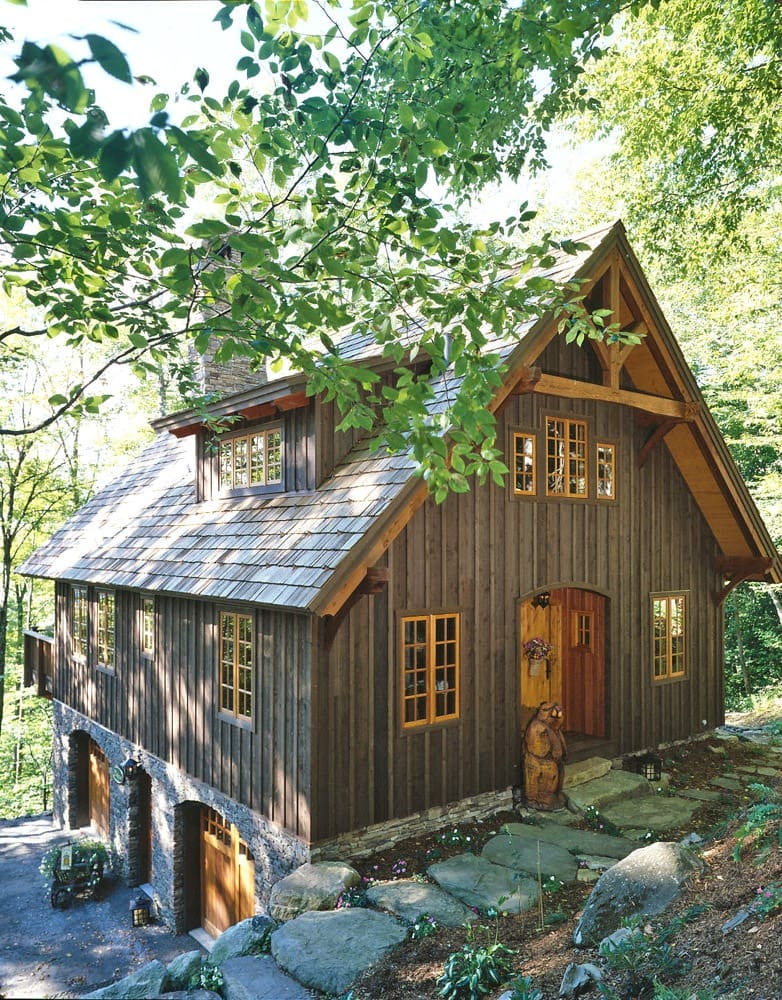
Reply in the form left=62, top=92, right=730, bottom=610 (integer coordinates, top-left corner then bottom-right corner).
left=0, top=664, right=52, bottom=817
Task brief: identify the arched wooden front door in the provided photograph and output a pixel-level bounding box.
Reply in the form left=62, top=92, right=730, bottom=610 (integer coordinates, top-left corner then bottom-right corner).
left=520, top=588, right=606, bottom=738
left=200, top=808, right=255, bottom=937
left=88, top=739, right=110, bottom=839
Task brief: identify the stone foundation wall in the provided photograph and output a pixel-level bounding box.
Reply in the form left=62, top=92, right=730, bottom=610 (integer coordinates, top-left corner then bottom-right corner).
left=52, top=702, right=308, bottom=930
left=311, top=787, right=515, bottom=862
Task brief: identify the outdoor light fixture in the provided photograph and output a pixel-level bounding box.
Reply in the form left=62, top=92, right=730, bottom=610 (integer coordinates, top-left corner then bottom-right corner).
left=636, top=753, right=663, bottom=782
left=130, top=893, right=152, bottom=927
left=531, top=591, right=550, bottom=609
left=122, top=754, right=141, bottom=782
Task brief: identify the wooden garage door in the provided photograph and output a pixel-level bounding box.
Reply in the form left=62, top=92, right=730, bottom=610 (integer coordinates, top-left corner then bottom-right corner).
left=200, top=808, right=255, bottom=938
left=88, top=740, right=110, bottom=839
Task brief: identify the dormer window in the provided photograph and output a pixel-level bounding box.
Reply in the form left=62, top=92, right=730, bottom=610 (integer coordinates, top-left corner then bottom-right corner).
left=218, top=426, right=282, bottom=492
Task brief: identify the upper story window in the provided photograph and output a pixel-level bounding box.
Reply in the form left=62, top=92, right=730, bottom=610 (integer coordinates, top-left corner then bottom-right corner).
left=141, top=597, right=154, bottom=656
left=219, top=611, right=254, bottom=723
left=401, top=613, right=460, bottom=729
left=513, top=433, right=536, bottom=496
left=652, top=594, right=686, bottom=681
left=597, top=443, right=616, bottom=499
left=219, top=427, right=282, bottom=492
left=547, top=417, right=587, bottom=497
left=71, top=586, right=88, bottom=660
left=96, top=590, right=116, bottom=671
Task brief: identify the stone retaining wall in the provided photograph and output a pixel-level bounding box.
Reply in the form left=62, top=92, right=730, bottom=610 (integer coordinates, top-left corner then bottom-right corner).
left=52, top=702, right=308, bottom=931
left=311, top=787, right=515, bottom=862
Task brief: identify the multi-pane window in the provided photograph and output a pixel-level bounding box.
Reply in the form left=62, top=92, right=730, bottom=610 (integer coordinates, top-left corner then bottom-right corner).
left=597, top=443, right=616, bottom=499
left=513, top=433, right=536, bottom=495
left=574, top=612, right=592, bottom=649
left=71, top=586, right=88, bottom=659
left=96, top=590, right=116, bottom=670
left=401, top=613, right=459, bottom=728
left=219, top=612, right=254, bottom=721
left=546, top=417, right=588, bottom=497
left=219, top=427, right=282, bottom=491
left=141, top=598, right=154, bottom=656
left=653, top=595, right=686, bottom=680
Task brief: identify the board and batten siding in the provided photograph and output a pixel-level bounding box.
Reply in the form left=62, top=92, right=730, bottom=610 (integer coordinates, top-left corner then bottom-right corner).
left=312, top=336, right=724, bottom=842
left=53, top=587, right=313, bottom=842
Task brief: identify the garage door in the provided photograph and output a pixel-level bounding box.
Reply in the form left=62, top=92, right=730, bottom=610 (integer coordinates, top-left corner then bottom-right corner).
left=88, top=740, right=110, bottom=839
left=200, top=808, right=255, bottom=937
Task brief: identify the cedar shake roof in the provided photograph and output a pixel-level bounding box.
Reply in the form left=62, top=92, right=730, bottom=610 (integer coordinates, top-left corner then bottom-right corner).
left=20, top=222, right=781, bottom=609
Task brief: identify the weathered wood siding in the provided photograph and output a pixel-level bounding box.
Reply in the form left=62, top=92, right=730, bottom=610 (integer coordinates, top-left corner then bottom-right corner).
left=53, top=589, right=312, bottom=841
left=312, top=335, right=724, bottom=840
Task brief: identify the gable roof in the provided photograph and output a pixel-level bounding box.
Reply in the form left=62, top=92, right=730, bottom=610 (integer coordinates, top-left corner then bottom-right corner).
left=20, top=222, right=781, bottom=612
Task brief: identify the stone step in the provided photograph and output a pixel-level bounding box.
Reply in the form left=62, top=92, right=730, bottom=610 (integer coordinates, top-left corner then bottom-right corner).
left=563, top=757, right=613, bottom=789
left=566, top=768, right=653, bottom=814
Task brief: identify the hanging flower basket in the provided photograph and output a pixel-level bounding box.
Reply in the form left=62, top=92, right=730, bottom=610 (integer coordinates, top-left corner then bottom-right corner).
left=524, top=636, right=553, bottom=661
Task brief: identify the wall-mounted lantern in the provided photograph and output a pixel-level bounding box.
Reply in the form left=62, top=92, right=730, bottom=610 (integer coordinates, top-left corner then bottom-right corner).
left=112, top=754, right=142, bottom=784
left=531, top=591, right=551, bottom=609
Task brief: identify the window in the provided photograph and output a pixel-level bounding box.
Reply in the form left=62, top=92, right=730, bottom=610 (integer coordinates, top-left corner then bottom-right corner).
left=513, top=433, right=536, bottom=495
left=652, top=595, right=686, bottom=680
left=141, top=598, right=154, bottom=656
left=219, top=612, right=254, bottom=721
left=573, top=612, right=592, bottom=649
left=219, top=427, right=282, bottom=491
left=401, top=613, right=460, bottom=728
left=96, top=590, right=116, bottom=670
left=71, top=586, right=88, bottom=659
left=597, top=443, right=616, bottom=499
left=546, top=417, right=588, bottom=497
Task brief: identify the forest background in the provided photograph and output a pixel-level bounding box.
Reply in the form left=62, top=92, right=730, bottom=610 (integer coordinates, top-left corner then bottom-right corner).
left=0, top=0, right=780, bottom=818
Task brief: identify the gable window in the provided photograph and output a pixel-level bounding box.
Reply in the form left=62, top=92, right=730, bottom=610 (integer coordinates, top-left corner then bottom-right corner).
left=219, top=612, right=254, bottom=722
left=401, top=613, right=460, bottom=728
left=71, top=586, right=88, bottom=660
left=597, top=443, right=616, bottom=499
left=96, top=590, right=116, bottom=671
left=513, top=432, right=536, bottom=495
left=141, top=597, right=154, bottom=656
left=652, top=594, right=686, bottom=680
left=219, top=427, right=282, bottom=491
left=546, top=417, right=588, bottom=497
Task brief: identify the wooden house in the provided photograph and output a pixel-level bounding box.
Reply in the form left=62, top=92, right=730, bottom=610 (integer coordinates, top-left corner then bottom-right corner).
left=20, top=222, right=781, bottom=936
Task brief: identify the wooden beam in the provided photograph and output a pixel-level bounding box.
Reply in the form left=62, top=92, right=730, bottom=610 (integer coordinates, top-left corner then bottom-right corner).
left=515, top=371, right=697, bottom=420
left=274, top=391, right=309, bottom=412
left=715, top=556, right=773, bottom=604
left=323, top=566, right=390, bottom=646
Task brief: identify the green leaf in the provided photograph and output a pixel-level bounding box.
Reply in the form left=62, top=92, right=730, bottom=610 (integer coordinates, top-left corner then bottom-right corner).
left=98, top=130, right=132, bottom=181
left=86, top=34, right=133, bottom=84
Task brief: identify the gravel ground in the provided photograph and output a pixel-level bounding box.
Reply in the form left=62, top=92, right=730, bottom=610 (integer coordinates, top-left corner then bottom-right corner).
left=0, top=814, right=203, bottom=999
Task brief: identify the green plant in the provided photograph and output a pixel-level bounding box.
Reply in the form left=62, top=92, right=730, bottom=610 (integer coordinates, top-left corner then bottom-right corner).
left=437, top=827, right=473, bottom=850
left=749, top=881, right=782, bottom=919
left=410, top=913, right=439, bottom=941
left=336, top=885, right=368, bottom=909
left=732, top=783, right=782, bottom=862
left=597, top=925, right=687, bottom=999
left=436, top=921, right=515, bottom=1000
left=189, top=960, right=224, bottom=995
left=506, top=973, right=543, bottom=1000
left=583, top=805, right=622, bottom=837
left=39, top=838, right=109, bottom=883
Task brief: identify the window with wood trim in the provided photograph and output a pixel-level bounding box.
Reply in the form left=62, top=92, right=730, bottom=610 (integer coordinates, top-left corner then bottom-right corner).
left=219, top=612, right=254, bottom=721
left=597, top=443, right=616, bottom=499
left=401, top=613, right=460, bottom=728
left=573, top=612, right=592, bottom=649
left=141, top=597, right=154, bottom=656
left=71, top=586, right=88, bottom=660
left=546, top=417, right=588, bottom=497
left=96, top=590, right=116, bottom=670
left=652, top=594, right=686, bottom=680
left=513, top=432, right=536, bottom=495
left=218, top=426, right=282, bottom=491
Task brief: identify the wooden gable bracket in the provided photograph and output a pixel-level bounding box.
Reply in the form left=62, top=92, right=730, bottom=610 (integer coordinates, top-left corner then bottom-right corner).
left=323, top=566, right=390, bottom=648
left=636, top=404, right=700, bottom=468
left=592, top=337, right=640, bottom=391
left=169, top=390, right=309, bottom=438
left=715, top=556, right=773, bottom=605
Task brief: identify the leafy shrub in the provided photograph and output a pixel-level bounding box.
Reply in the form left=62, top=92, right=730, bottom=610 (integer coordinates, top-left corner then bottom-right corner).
left=583, top=805, right=621, bottom=837
left=750, top=881, right=782, bottom=919
left=189, top=960, right=224, bottom=995
left=732, top=783, right=782, bottom=861
left=436, top=938, right=515, bottom=999
left=597, top=925, right=687, bottom=999
left=437, top=827, right=473, bottom=850
left=506, top=973, right=543, bottom=1000
left=409, top=913, right=439, bottom=941
left=40, top=838, right=109, bottom=882
left=336, top=885, right=368, bottom=909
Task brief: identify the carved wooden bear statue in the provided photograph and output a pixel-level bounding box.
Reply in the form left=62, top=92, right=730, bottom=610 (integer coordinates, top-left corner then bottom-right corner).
left=523, top=702, right=567, bottom=810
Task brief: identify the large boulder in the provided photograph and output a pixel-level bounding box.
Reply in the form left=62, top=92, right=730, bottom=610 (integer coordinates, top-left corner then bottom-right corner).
left=209, top=914, right=276, bottom=966
left=220, top=955, right=313, bottom=1000
left=481, top=833, right=579, bottom=883
left=83, top=960, right=169, bottom=999
left=573, top=842, right=703, bottom=947
left=271, top=907, right=407, bottom=995
left=269, top=861, right=360, bottom=922
left=366, top=878, right=477, bottom=927
left=165, top=950, right=204, bottom=990
left=500, top=821, right=637, bottom=860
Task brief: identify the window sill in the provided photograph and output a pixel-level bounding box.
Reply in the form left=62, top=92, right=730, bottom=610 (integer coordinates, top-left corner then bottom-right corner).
left=218, top=711, right=254, bottom=732
left=95, top=664, right=116, bottom=677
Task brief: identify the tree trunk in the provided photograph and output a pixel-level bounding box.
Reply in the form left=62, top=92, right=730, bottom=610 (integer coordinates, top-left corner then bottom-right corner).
left=767, top=586, right=782, bottom=630
left=730, top=591, right=752, bottom=697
